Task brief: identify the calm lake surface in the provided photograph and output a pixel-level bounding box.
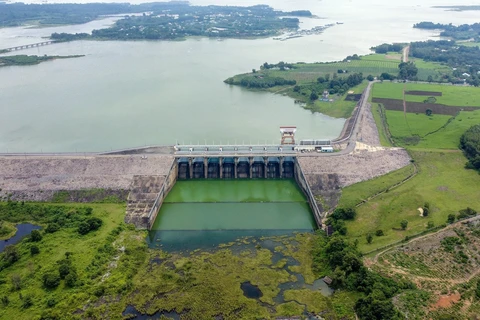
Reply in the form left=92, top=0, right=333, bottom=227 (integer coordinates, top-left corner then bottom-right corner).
left=0, top=0, right=478, bottom=152
left=147, top=180, right=316, bottom=250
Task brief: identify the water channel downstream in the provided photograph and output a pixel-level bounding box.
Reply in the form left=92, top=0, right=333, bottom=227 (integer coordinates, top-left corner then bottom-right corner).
left=1, top=0, right=478, bottom=152
left=148, top=180, right=316, bottom=250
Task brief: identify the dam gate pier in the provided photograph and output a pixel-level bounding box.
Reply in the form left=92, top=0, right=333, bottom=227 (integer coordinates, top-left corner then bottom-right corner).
left=176, top=156, right=295, bottom=180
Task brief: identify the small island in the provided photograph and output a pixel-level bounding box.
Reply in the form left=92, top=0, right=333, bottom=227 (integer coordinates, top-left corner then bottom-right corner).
left=0, top=54, right=84, bottom=67
left=50, top=4, right=313, bottom=41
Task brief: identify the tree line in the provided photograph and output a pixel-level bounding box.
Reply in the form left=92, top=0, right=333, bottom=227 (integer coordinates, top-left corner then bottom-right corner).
left=371, top=43, right=404, bottom=54
left=313, top=232, right=413, bottom=319
left=460, top=124, right=480, bottom=171
left=414, top=22, right=480, bottom=41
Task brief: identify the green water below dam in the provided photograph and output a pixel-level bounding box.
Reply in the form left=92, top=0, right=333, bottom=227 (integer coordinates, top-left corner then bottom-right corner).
left=147, top=180, right=316, bottom=250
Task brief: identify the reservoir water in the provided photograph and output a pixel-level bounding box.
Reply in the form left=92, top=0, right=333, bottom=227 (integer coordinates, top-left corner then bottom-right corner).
left=0, top=0, right=478, bottom=152
left=147, top=180, right=316, bottom=250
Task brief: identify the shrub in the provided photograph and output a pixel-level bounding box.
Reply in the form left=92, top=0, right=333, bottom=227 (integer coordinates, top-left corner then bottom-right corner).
left=58, top=263, right=71, bottom=279
left=2, top=245, right=20, bottom=266
left=457, top=207, right=477, bottom=220
left=375, top=230, right=384, bottom=236
left=46, top=298, right=57, bottom=307
left=78, top=217, right=103, bottom=235
left=400, top=220, right=408, bottom=230
left=331, top=208, right=357, bottom=221
left=93, top=286, right=105, bottom=297
left=45, top=223, right=60, bottom=233
left=78, top=222, right=91, bottom=235
left=30, top=245, right=40, bottom=255
left=1, top=295, right=9, bottom=306
left=366, top=233, right=373, bottom=244
left=30, top=230, right=42, bottom=242
left=42, top=272, right=60, bottom=289
left=447, top=214, right=456, bottom=224
left=22, top=295, right=33, bottom=309
left=11, top=274, right=21, bottom=291
left=65, top=271, right=78, bottom=288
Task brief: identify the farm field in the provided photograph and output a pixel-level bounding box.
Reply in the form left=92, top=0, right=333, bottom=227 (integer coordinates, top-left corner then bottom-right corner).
left=264, top=54, right=448, bottom=84
left=343, top=151, right=480, bottom=253
left=372, top=82, right=480, bottom=106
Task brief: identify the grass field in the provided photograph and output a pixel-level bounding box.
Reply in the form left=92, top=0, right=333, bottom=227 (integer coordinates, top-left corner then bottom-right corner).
left=412, top=109, right=480, bottom=149
left=0, top=203, right=139, bottom=319
left=344, top=151, right=480, bottom=252
left=372, top=82, right=480, bottom=106
left=383, top=109, right=480, bottom=149
left=386, top=110, right=452, bottom=138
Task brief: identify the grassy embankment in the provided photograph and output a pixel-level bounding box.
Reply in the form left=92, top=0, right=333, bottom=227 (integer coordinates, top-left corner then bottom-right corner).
left=226, top=54, right=450, bottom=118
left=0, top=201, right=358, bottom=319
left=338, top=82, right=480, bottom=253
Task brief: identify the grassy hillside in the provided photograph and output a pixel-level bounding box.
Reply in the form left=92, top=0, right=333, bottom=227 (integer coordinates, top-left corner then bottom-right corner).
left=344, top=151, right=480, bottom=252
left=338, top=83, right=480, bottom=255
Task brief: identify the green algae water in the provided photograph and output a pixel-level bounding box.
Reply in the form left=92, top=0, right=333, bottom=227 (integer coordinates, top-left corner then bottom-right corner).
left=148, top=180, right=316, bottom=250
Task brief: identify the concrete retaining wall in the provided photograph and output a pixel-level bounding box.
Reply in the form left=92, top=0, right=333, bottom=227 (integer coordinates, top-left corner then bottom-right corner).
left=147, top=161, right=178, bottom=229
left=294, top=159, right=323, bottom=228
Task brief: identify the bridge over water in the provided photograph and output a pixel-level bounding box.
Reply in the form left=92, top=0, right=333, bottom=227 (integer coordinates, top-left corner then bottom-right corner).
left=1, top=41, right=56, bottom=53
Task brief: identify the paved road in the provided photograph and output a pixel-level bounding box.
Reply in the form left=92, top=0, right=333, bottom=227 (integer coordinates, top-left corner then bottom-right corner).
left=402, top=45, right=410, bottom=63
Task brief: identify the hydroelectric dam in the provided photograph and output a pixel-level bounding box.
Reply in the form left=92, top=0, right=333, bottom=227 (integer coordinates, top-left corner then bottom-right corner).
left=0, top=82, right=412, bottom=235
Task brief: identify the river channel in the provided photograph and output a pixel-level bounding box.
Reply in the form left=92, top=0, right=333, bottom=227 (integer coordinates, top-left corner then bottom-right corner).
left=147, top=180, right=316, bottom=251
left=0, top=0, right=478, bottom=152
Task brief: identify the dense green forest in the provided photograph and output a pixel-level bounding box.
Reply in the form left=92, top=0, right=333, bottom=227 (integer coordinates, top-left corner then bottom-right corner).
left=48, top=4, right=309, bottom=41
left=414, top=22, right=480, bottom=41
left=460, top=124, right=480, bottom=171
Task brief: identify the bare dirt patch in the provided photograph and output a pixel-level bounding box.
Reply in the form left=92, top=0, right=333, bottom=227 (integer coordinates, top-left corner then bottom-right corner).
left=385, top=54, right=402, bottom=61
left=431, top=291, right=461, bottom=309
left=372, top=98, right=480, bottom=115
left=405, top=91, right=442, bottom=96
